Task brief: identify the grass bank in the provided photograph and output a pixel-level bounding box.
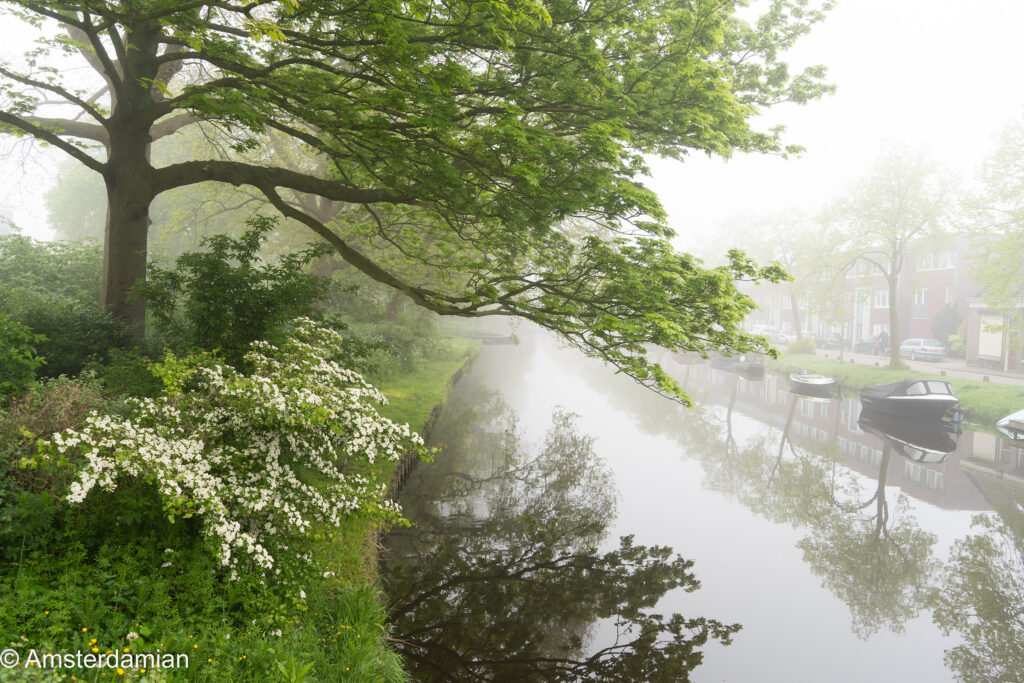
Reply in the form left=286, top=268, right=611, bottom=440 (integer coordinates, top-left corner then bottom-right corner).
left=315, top=337, right=479, bottom=678
left=771, top=353, right=1024, bottom=424
left=328, top=337, right=479, bottom=584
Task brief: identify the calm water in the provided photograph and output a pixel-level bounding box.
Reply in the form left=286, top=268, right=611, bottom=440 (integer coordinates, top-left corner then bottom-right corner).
left=381, top=329, right=1024, bottom=682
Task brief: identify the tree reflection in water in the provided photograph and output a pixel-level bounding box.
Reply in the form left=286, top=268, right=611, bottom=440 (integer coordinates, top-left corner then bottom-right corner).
left=577, top=361, right=939, bottom=639
left=381, top=384, right=738, bottom=682
left=929, top=507, right=1024, bottom=682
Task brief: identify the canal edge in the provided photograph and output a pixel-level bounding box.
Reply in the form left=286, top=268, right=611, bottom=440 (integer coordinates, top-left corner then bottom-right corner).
left=369, top=347, right=480, bottom=559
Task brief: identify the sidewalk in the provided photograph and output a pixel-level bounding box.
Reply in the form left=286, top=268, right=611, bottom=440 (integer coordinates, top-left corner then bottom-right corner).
left=814, top=348, right=1024, bottom=387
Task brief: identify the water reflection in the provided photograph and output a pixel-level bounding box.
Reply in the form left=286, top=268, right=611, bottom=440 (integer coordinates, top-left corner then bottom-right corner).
left=384, top=337, right=1024, bottom=681
left=930, top=507, right=1024, bottom=681
left=580, top=363, right=941, bottom=637
left=857, top=411, right=959, bottom=464
left=382, top=378, right=739, bottom=681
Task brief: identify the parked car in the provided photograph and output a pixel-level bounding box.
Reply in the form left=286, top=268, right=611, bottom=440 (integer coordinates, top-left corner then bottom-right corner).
left=814, top=333, right=846, bottom=350
left=853, top=338, right=886, bottom=355
left=899, top=338, right=948, bottom=362
left=748, top=326, right=791, bottom=347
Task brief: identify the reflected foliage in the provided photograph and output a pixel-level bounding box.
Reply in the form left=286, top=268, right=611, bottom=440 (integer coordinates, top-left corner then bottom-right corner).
left=929, top=510, right=1024, bottom=683
left=796, top=447, right=938, bottom=638
left=383, top=376, right=738, bottom=681
left=580, top=360, right=939, bottom=638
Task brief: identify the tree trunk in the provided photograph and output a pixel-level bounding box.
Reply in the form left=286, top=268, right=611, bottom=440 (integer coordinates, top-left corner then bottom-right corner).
left=888, top=259, right=900, bottom=368
left=789, top=290, right=803, bottom=339
left=385, top=290, right=405, bottom=322
left=100, top=127, right=154, bottom=338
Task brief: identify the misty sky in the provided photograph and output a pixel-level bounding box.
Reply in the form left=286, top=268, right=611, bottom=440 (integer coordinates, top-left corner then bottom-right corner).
left=650, top=0, right=1024, bottom=257
left=3, top=0, right=1024, bottom=245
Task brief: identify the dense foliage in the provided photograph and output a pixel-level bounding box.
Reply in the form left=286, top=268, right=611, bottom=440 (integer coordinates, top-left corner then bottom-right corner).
left=1, top=318, right=431, bottom=680
left=35, top=320, right=423, bottom=576
left=0, top=314, right=44, bottom=400
left=0, top=235, right=132, bottom=378
left=134, top=216, right=330, bottom=367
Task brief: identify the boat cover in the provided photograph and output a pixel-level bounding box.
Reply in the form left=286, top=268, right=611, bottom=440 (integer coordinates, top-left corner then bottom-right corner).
left=860, top=378, right=951, bottom=399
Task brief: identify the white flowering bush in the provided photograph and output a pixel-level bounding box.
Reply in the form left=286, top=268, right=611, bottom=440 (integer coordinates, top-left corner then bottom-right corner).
left=38, top=318, right=423, bottom=576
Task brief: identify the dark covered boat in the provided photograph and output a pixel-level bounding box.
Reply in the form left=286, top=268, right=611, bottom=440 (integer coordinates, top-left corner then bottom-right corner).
left=710, top=351, right=765, bottom=380
left=859, top=378, right=960, bottom=420
left=857, top=410, right=960, bottom=463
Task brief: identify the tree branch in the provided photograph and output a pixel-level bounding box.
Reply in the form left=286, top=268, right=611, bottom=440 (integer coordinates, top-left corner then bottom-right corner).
left=150, top=113, right=200, bottom=140
left=151, top=160, right=419, bottom=205
left=258, top=185, right=467, bottom=312
left=65, top=22, right=123, bottom=96
left=0, top=111, right=107, bottom=174
left=0, top=66, right=108, bottom=125
left=19, top=116, right=108, bottom=144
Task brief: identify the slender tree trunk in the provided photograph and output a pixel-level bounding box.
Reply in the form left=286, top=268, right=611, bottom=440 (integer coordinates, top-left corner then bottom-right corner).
left=873, top=447, right=891, bottom=540
left=789, top=290, right=803, bottom=339
left=385, top=290, right=405, bottom=322
left=100, top=125, right=154, bottom=338
left=888, top=258, right=900, bottom=367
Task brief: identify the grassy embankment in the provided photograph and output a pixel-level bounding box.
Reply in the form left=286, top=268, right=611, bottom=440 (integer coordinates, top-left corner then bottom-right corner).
left=328, top=337, right=478, bottom=583
left=772, top=352, right=1024, bottom=423
left=310, top=337, right=479, bottom=679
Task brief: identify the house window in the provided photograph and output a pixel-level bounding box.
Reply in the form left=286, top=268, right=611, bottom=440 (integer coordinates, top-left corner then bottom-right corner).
left=914, top=288, right=929, bottom=305
left=874, top=290, right=889, bottom=308
left=946, top=286, right=955, bottom=304
left=918, top=252, right=933, bottom=270
left=937, top=249, right=954, bottom=269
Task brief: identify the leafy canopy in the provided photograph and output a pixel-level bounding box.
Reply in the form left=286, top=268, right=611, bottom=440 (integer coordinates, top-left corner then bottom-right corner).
left=0, top=0, right=834, bottom=402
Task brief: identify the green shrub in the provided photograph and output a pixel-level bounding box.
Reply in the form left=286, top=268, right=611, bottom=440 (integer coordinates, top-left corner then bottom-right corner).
left=0, top=235, right=133, bottom=378
left=0, top=314, right=44, bottom=400
left=85, top=347, right=164, bottom=398
left=134, top=216, right=331, bottom=366
left=342, top=317, right=453, bottom=383
left=0, top=235, right=102, bottom=306
left=786, top=336, right=816, bottom=355
left=37, top=319, right=427, bottom=580
left=13, top=299, right=133, bottom=378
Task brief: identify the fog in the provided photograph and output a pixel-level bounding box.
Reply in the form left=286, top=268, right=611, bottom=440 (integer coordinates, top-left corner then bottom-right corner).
left=644, top=0, right=1024, bottom=255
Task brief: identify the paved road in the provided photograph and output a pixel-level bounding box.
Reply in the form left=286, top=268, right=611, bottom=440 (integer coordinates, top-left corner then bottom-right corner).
left=814, top=348, right=1024, bottom=387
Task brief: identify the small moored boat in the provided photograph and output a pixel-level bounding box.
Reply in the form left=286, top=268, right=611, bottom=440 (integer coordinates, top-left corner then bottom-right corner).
left=859, top=378, right=961, bottom=421
left=996, top=408, right=1024, bottom=441
left=790, top=370, right=836, bottom=394
left=790, top=371, right=837, bottom=399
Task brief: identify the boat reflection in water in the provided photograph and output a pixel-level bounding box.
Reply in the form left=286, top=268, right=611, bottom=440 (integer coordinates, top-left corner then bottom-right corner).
left=857, top=411, right=961, bottom=464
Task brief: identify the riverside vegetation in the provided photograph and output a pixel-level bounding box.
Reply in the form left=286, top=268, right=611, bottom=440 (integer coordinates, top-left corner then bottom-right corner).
left=0, top=226, right=475, bottom=682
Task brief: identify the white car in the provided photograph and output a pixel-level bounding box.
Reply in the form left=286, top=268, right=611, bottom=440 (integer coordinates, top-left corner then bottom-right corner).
left=899, top=338, right=947, bottom=362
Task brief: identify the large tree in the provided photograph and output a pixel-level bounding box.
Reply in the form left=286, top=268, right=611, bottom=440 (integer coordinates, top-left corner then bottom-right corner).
left=0, top=0, right=833, bottom=401
left=962, top=117, right=1024, bottom=348
left=821, top=148, right=951, bottom=367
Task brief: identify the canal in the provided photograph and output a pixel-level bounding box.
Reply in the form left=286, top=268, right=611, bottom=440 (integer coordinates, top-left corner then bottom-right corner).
left=381, top=329, right=1024, bottom=682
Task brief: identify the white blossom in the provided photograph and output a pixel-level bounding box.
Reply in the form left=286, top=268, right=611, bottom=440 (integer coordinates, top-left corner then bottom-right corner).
left=46, top=319, right=420, bottom=579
